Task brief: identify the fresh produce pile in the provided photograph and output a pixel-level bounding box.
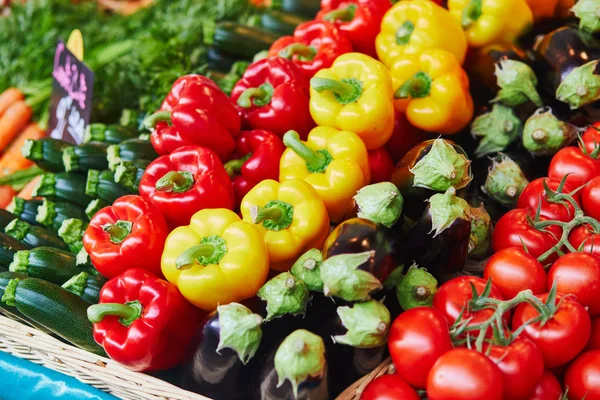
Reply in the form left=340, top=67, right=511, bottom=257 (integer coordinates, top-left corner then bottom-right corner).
left=1, top=0, right=600, bottom=399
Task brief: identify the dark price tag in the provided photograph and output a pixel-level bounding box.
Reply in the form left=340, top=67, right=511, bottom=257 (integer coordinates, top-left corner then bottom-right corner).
left=47, top=40, right=94, bottom=144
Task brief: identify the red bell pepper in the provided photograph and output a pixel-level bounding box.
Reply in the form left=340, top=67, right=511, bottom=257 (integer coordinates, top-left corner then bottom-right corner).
left=268, top=20, right=353, bottom=78
left=230, top=57, right=315, bottom=139
left=223, top=129, right=286, bottom=208
left=87, top=268, right=201, bottom=372
left=316, top=0, right=391, bottom=58
left=368, top=147, right=395, bottom=184
left=385, top=112, right=433, bottom=163
left=82, top=195, right=168, bottom=279
left=138, top=146, right=234, bottom=229
left=143, top=75, right=241, bottom=161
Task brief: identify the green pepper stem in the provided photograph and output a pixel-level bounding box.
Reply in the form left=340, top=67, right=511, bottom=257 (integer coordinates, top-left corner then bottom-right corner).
left=278, top=43, right=317, bottom=61
left=237, top=83, right=274, bottom=108
left=155, top=171, right=194, bottom=193
left=323, top=4, right=357, bottom=22
left=283, top=131, right=331, bottom=173
left=395, top=71, right=433, bottom=99
left=462, top=0, right=483, bottom=28
left=143, top=110, right=172, bottom=130
left=224, top=159, right=246, bottom=178
left=251, top=201, right=295, bottom=231
left=251, top=205, right=283, bottom=224
left=395, top=20, right=415, bottom=45
left=102, top=220, right=133, bottom=244
left=176, top=235, right=228, bottom=269
left=310, top=77, right=363, bottom=104
left=87, top=300, right=143, bottom=327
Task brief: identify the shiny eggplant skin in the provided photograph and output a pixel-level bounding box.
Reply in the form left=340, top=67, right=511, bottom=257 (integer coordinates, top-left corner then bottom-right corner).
left=257, top=359, right=328, bottom=400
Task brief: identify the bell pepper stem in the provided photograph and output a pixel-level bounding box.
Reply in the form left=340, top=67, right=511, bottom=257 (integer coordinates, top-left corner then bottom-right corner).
left=395, top=20, right=415, bottom=45
left=310, top=77, right=363, bottom=104
left=87, top=300, right=143, bottom=328
left=143, top=110, right=172, bottom=130
left=251, top=205, right=283, bottom=224
left=395, top=71, right=432, bottom=99
left=237, top=83, right=274, bottom=108
left=283, top=131, right=332, bottom=173
left=278, top=43, right=317, bottom=61
left=250, top=200, right=294, bottom=231
left=224, top=153, right=252, bottom=178
left=102, top=220, right=133, bottom=244
left=176, top=235, right=228, bottom=269
left=323, top=4, right=357, bottom=22
left=155, top=171, right=194, bottom=193
left=462, top=0, right=483, bottom=28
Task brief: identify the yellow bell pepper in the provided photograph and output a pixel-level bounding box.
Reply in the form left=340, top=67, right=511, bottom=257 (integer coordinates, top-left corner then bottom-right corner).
left=161, top=208, right=269, bottom=311
left=448, top=0, right=533, bottom=48
left=280, top=128, right=369, bottom=223
left=309, top=52, right=395, bottom=150
left=375, top=0, right=467, bottom=69
left=240, top=179, right=330, bottom=272
left=390, top=48, right=474, bottom=135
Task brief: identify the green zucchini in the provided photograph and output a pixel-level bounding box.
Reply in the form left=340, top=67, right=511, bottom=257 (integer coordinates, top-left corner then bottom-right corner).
left=63, top=142, right=109, bottom=173
left=6, top=198, right=42, bottom=226
left=206, top=22, right=280, bottom=59
left=33, top=172, right=94, bottom=207
left=119, top=109, right=145, bottom=131
left=85, top=199, right=109, bottom=220
left=58, top=218, right=88, bottom=254
left=207, top=47, right=239, bottom=72
left=106, top=139, right=157, bottom=171
left=21, top=138, right=72, bottom=172
left=35, top=198, right=88, bottom=232
left=1, top=277, right=105, bottom=355
left=113, top=161, right=146, bottom=192
left=4, top=219, right=69, bottom=251
left=0, top=209, right=17, bottom=230
left=260, top=10, right=308, bottom=35
left=84, top=123, right=138, bottom=144
left=0, top=233, right=30, bottom=269
left=62, top=271, right=105, bottom=304
left=85, top=169, right=132, bottom=204
left=270, top=0, right=321, bottom=18
left=9, top=247, right=91, bottom=285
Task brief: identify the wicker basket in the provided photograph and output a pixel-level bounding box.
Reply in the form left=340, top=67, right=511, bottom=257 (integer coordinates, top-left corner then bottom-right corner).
left=0, top=314, right=393, bottom=400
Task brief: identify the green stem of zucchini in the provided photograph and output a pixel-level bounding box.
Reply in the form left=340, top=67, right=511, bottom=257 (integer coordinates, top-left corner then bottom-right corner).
left=1, top=278, right=20, bottom=306
left=87, top=300, right=143, bottom=327
left=62, top=272, right=90, bottom=297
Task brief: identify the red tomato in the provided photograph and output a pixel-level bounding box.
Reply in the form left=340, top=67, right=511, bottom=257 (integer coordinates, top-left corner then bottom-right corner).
left=427, top=348, right=504, bottom=400
left=564, top=350, right=600, bottom=400
left=517, top=177, right=580, bottom=222
left=548, top=146, right=600, bottom=189
left=492, top=208, right=562, bottom=261
left=548, top=252, right=600, bottom=316
left=582, top=176, right=600, bottom=221
left=388, top=307, right=453, bottom=389
left=484, top=247, right=547, bottom=299
left=367, top=148, right=395, bottom=184
left=589, top=318, right=600, bottom=350
left=569, top=225, right=600, bottom=257
left=385, top=111, right=431, bottom=163
left=582, top=122, right=600, bottom=154
left=512, top=293, right=591, bottom=367
left=360, top=374, right=420, bottom=400
left=528, top=371, right=563, bottom=400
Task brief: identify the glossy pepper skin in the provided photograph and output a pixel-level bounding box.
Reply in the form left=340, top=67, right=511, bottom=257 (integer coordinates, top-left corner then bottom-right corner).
left=87, top=268, right=201, bottom=372
left=143, top=75, right=240, bottom=161
left=309, top=52, right=395, bottom=150
left=368, top=148, right=395, bottom=184
left=230, top=58, right=315, bottom=139
left=139, top=146, right=234, bottom=229
left=223, top=130, right=286, bottom=209
left=525, top=0, right=559, bottom=21
left=376, top=0, right=467, bottom=69
left=448, top=0, right=533, bottom=48
left=316, top=0, right=391, bottom=58
left=161, top=209, right=269, bottom=311
left=240, top=179, right=330, bottom=272
left=82, top=195, right=168, bottom=279
left=280, top=128, right=369, bottom=223
left=268, top=20, right=353, bottom=79
left=391, top=49, right=474, bottom=135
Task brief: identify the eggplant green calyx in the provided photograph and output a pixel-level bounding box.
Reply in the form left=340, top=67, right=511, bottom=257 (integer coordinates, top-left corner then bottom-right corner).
left=571, top=0, right=600, bottom=33
left=332, top=300, right=391, bottom=348
left=427, top=187, right=470, bottom=238
left=522, top=108, right=578, bottom=155
left=492, top=60, right=542, bottom=107
left=258, top=272, right=310, bottom=321
left=290, top=249, right=324, bottom=292
left=410, top=138, right=472, bottom=191
left=395, top=264, right=438, bottom=310
left=556, top=60, right=600, bottom=109
left=467, top=203, right=492, bottom=258
left=216, top=302, right=263, bottom=365
left=482, top=154, right=529, bottom=207
left=275, top=329, right=326, bottom=399
left=320, top=251, right=382, bottom=302
left=354, top=182, right=404, bottom=228
left=472, top=104, right=522, bottom=158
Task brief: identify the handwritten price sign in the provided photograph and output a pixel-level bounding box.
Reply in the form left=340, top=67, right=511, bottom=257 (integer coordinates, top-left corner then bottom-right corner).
left=47, top=41, right=94, bottom=144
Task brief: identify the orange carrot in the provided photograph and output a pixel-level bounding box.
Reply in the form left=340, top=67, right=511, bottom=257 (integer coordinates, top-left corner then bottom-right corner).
left=0, top=185, right=17, bottom=208
left=0, top=88, right=24, bottom=118
left=16, top=175, right=41, bottom=200
left=0, top=123, right=45, bottom=175
left=0, top=101, right=32, bottom=153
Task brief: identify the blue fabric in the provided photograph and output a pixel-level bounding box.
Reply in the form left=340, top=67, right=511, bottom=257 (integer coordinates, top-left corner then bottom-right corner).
left=0, top=351, right=117, bottom=400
